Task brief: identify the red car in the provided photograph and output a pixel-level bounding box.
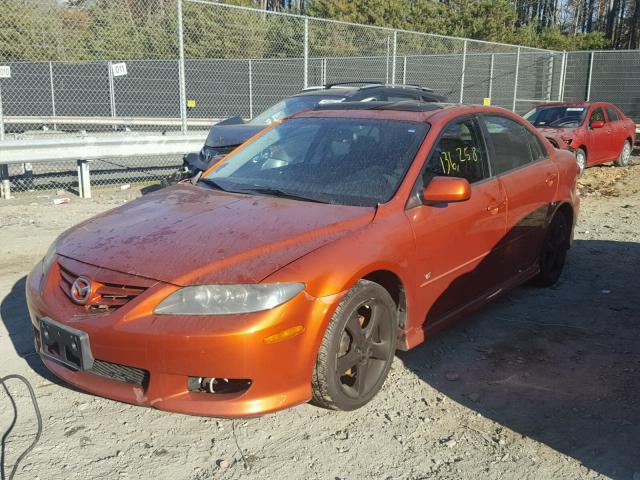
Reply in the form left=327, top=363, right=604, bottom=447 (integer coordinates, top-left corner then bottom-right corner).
left=27, top=102, right=579, bottom=416
left=524, top=102, right=636, bottom=174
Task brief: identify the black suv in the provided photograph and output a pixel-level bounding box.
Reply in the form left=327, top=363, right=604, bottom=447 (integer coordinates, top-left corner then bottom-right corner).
left=165, top=83, right=446, bottom=184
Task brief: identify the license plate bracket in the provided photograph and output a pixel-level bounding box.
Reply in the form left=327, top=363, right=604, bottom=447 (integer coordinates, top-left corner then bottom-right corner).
left=39, top=317, right=94, bottom=371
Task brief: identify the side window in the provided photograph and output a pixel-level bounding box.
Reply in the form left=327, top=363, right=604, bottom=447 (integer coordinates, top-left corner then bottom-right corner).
left=605, top=106, right=619, bottom=122
left=589, top=107, right=606, bottom=126
left=422, top=117, right=488, bottom=184
left=483, top=115, right=536, bottom=174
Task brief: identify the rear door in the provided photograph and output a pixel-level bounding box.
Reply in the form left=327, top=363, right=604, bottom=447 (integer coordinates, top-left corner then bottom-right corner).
left=406, top=115, right=507, bottom=327
left=480, top=114, right=558, bottom=279
left=604, top=104, right=626, bottom=158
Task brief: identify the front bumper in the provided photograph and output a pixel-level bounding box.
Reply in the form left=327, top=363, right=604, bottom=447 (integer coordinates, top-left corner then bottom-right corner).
left=26, top=260, right=338, bottom=417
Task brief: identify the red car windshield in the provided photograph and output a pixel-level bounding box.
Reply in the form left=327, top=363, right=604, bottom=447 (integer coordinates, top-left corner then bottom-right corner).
left=524, top=106, right=587, bottom=128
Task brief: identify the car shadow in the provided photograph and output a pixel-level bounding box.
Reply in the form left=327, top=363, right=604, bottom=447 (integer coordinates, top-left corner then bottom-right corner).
left=1, top=276, right=78, bottom=390
left=398, top=238, right=640, bottom=479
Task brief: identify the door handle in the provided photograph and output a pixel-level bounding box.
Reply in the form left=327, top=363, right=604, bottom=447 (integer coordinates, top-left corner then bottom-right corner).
left=545, top=174, right=556, bottom=187
left=485, top=201, right=505, bottom=215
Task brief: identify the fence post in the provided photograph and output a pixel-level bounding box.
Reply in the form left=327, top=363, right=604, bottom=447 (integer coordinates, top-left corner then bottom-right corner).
left=322, top=58, right=327, bottom=85
left=0, top=78, right=7, bottom=197
left=459, top=40, right=467, bottom=103
left=385, top=36, right=390, bottom=83
left=488, top=53, right=494, bottom=102
left=558, top=51, right=566, bottom=101
left=248, top=59, right=253, bottom=119
left=391, top=30, right=397, bottom=84
left=177, top=0, right=188, bottom=134
left=546, top=53, right=554, bottom=101
left=0, top=79, right=4, bottom=142
left=107, top=61, right=117, bottom=128
left=49, top=61, right=57, bottom=130
left=586, top=51, right=594, bottom=101
left=402, top=56, right=407, bottom=85
left=512, top=46, right=521, bottom=112
left=303, top=17, right=309, bottom=89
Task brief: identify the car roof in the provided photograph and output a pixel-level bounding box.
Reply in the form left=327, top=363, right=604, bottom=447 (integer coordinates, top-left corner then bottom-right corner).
left=292, top=100, right=514, bottom=123
left=533, top=101, right=590, bottom=108
left=293, top=83, right=441, bottom=99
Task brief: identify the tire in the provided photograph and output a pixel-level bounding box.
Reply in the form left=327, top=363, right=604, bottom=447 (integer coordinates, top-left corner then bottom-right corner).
left=311, top=280, right=398, bottom=411
left=531, top=212, right=570, bottom=287
left=575, top=148, right=586, bottom=176
left=613, top=140, right=631, bottom=167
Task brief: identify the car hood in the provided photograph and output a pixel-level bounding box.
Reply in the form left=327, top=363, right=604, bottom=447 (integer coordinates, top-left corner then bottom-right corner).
left=536, top=126, right=580, bottom=140
left=56, top=185, right=374, bottom=286
left=205, top=124, right=265, bottom=148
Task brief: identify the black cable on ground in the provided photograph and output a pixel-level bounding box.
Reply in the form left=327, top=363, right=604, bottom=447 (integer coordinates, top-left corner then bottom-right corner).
left=0, top=375, right=42, bottom=480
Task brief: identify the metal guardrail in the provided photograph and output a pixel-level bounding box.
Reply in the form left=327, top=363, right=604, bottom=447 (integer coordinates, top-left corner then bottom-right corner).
left=0, top=133, right=206, bottom=199
left=4, top=115, right=220, bottom=128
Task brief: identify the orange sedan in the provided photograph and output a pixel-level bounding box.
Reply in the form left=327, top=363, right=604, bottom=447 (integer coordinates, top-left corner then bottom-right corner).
left=26, top=102, right=580, bottom=416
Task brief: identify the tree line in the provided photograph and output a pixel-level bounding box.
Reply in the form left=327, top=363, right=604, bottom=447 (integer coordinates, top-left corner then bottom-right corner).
left=1, top=0, right=637, bottom=63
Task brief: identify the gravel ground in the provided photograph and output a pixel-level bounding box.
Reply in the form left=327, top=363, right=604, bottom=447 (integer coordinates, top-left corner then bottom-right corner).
left=1, top=159, right=639, bottom=480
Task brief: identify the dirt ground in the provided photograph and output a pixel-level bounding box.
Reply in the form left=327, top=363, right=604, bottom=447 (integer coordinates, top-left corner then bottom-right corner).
left=1, top=158, right=639, bottom=480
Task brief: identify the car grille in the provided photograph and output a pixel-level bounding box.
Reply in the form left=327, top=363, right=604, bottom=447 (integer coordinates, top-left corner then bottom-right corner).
left=89, top=359, right=149, bottom=387
left=58, top=262, right=148, bottom=312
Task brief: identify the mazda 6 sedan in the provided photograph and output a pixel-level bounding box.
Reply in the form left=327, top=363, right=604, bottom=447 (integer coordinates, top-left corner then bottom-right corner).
left=27, top=101, right=580, bottom=417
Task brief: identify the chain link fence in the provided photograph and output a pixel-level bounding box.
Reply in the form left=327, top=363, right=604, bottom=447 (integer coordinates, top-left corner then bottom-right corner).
left=0, top=0, right=637, bottom=196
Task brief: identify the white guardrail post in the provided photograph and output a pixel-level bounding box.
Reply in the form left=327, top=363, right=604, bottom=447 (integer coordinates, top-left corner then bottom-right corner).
left=77, top=160, right=91, bottom=198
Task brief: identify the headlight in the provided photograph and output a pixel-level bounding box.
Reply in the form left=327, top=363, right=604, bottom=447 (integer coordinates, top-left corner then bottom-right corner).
left=41, top=243, right=57, bottom=277
left=154, top=283, right=305, bottom=316
left=39, top=243, right=57, bottom=289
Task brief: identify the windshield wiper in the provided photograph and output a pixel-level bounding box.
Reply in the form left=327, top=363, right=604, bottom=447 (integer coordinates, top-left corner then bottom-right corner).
left=240, top=186, right=330, bottom=204
left=198, top=177, right=227, bottom=191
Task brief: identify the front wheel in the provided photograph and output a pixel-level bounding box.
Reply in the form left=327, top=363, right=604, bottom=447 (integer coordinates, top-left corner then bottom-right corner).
left=575, top=148, right=586, bottom=176
left=531, top=212, right=570, bottom=287
left=614, top=140, right=632, bottom=167
left=311, top=280, right=398, bottom=411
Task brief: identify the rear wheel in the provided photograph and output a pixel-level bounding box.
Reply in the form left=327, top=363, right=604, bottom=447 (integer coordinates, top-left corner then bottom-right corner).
left=531, top=212, right=570, bottom=287
left=614, top=140, right=632, bottom=167
left=575, top=148, right=586, bottom=176
left=311, top=280, right=397, bottom=411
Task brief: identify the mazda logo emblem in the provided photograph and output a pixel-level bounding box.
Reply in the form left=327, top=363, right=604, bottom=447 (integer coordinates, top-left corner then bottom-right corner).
left=70, top=276, right=92, bottom=305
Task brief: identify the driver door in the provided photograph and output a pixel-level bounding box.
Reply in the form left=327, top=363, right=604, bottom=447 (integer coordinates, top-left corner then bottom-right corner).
left=585, top=105, right=610, bottom=165
left=406, top=116, right=507, bottom=330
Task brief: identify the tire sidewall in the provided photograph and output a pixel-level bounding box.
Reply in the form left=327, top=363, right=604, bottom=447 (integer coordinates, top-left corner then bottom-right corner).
left=617, top=141, right=631, bottom=167
left=320, top=282, right=398, bottom=411
left=537, top=212, right=569, bottom=286
left=575, top=148, right=586, bottom=176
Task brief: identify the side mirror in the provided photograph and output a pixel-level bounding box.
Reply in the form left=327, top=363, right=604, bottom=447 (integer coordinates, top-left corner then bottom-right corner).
left=590, top=120, right=604, bottom=129
left=422, top=176, right=471, bottom=204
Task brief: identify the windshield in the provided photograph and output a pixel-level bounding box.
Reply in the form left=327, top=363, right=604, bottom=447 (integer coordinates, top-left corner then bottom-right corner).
left=248, top=96, right=345, bottom=125
left=203, top=117, right=429, bottom=207
left=524, top=106, right=587, bottom=128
